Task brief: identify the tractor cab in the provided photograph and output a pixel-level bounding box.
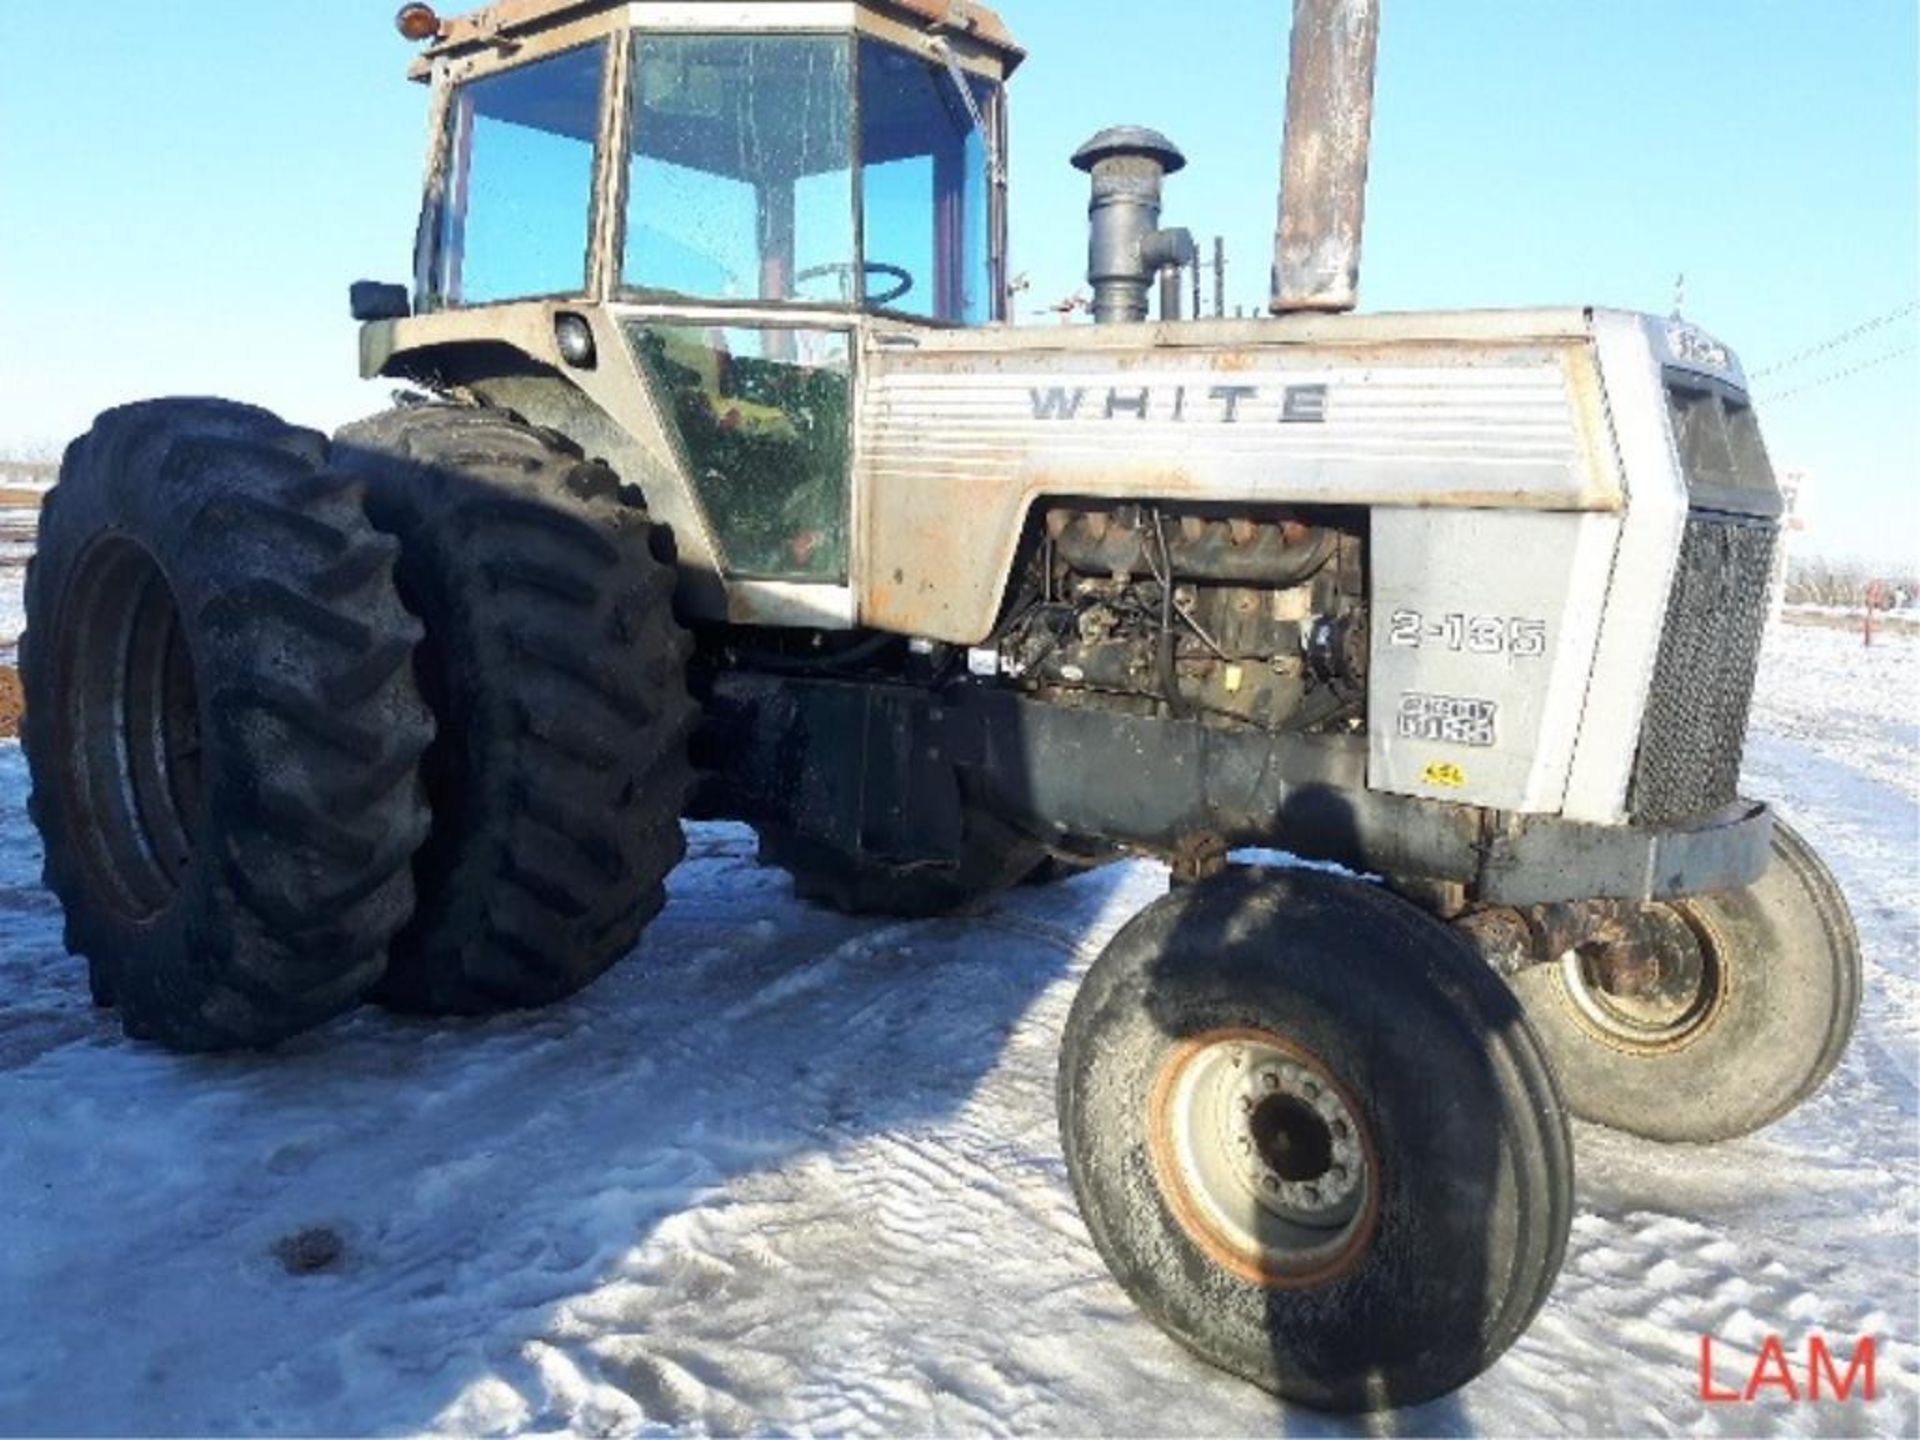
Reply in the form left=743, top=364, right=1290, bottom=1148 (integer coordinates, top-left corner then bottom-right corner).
left=370, top=0, right=1021, bottom=600
left=409, top=0, right=1019, bottom=323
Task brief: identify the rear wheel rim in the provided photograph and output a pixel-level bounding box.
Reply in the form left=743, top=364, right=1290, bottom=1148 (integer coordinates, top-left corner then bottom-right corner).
left=1148, top=1027, right=1379, bottom=1287
left=60, top=535, right=204, bottom=923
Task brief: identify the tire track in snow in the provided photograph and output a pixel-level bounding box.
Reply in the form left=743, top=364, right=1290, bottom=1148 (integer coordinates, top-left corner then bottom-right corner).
left=0, top=625, right=1915, bottom=1436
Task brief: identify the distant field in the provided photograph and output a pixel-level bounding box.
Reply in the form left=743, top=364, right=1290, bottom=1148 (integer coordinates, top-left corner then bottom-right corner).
left=1783, top=604, right=1920, bottom=637
left=1, top=505, right=28, bottom=673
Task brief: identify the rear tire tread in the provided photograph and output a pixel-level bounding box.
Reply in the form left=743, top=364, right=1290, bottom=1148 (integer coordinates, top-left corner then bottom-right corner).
left=336, top=403, right=694, bottom=1016
left=22, top=398, right=433, bottom=1051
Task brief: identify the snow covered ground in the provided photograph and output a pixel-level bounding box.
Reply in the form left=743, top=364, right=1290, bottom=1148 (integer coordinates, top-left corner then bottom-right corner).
left=0, top=511, right=30, bottom=665
left=0, top=620, right=1914, bottom=1437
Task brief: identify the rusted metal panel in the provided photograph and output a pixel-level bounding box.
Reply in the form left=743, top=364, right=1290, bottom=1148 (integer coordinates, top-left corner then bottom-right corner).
left=410, top=5, right=628, bottom=82
left=879, top=0, right=1023, bottom=65
left=856, top=327, right=1622, bottom=643
left=897, top=306, right=1601, bottom=353
left=362, top=302, right=733, bottom=619
left=411, top=69, right=457, bottom=301
left=1271, top=0, right=1380, bottom=314
left=411, top=0, right=611, bottom=78
left=855, top=6, right=1010, bottom=80
left=588, top=28, right=633, bottom=300
left=431, top=0, right=609, bottom=49
left=414, top=0, right=1021, bottom=77
left=370, top=301, right=1634, bottom=645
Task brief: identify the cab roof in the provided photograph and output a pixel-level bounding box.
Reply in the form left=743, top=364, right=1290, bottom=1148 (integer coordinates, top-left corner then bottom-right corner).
left=415, top=0, right=1024, bottom=74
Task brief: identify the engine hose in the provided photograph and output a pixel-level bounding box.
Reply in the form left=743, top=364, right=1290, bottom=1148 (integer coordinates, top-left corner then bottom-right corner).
left=1152, top=511, right=1192, bottom=719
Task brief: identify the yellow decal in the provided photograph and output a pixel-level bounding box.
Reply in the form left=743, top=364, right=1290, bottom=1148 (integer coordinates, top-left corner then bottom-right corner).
left=1423, top=762, right=1469, bottom=790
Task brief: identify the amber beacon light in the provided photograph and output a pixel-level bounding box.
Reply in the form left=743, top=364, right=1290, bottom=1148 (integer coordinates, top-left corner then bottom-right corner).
left=395, top=4, right=442, bottom=41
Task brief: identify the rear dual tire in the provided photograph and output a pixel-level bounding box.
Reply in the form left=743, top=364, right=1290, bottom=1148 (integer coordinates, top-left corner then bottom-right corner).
left=22, top=400, right=433, bottom=1051
left=23, top=399, right=695, bottom=1047
left=337, top=405, right=696, bottom=1015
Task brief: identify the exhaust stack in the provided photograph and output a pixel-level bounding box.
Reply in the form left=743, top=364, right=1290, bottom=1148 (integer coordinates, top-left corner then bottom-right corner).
left=1270, top=0, right=1381, bottom=314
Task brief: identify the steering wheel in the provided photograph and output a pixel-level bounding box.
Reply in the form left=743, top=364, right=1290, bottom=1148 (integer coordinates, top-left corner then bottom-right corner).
left=794, top=261, right=915, bottom=308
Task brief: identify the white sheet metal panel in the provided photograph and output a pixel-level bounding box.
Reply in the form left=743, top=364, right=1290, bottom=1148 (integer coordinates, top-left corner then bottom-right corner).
left=1561, top=312, right=1692, bottom=824
left=894, top=306, right=1599, bottom=354
left=859, top=338, right=1619, bottom=642
left=867, top=362, right=1589, bottom=495
left=1369, top=508, right=1619, bottom=813
left=865, top=359, right=1599, bottom=503
left=727, top=581, right=858, bottom=628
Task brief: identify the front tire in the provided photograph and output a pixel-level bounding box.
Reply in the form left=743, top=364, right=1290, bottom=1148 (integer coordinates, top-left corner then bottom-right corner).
left=1059, top=867, right=1572, bottom=1412
left=1511, top=818, right=1860, bottom=1143
left=22, top=399, right=432, bottom=1050
left=335, top=405, right=696, bottom=1015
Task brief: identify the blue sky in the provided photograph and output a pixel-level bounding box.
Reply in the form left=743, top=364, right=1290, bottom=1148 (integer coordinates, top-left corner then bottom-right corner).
left=1, top=1, right=1913, bottom=562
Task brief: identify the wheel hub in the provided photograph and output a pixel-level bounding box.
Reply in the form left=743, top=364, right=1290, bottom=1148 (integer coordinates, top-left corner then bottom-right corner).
left=1560, top=905, right=1723, bottom=1050
left=58, top=535, right=204, bottom=923
left=1149, top=1028, right=1377, bottom=1286
left=1229, top=1060, right=1365, bottom=1224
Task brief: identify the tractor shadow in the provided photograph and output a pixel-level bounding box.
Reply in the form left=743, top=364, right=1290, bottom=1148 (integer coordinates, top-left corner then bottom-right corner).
left=3, top=758, right=1491, bottom=1436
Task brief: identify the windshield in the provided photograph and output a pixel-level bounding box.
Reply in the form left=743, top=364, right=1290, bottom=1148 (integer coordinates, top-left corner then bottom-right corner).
left=625, top=35, right=856, bottom=305
left=621, top=33, right=999, bottom=320
left=425, top=31, right=1003, bottom=320
left=857, top=40, right=999, bottom=324
left=432, top=43, right=606, bottom=306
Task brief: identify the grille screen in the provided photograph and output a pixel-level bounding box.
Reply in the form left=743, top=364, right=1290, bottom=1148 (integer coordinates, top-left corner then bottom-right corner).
left=1628, top=515, right=1776, bottom=824
left=1665, top=378, right=1783, bottom=518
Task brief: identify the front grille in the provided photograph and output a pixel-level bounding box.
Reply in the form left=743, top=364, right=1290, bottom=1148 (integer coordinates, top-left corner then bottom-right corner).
left=1627, top=514, right=1777, bottom=824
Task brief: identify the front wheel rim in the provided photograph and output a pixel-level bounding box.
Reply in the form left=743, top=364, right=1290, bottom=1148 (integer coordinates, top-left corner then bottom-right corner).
left=1557, top=905, right=1726, bottom=1053
left=1148, top=1027, right=1380, bottom=1287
